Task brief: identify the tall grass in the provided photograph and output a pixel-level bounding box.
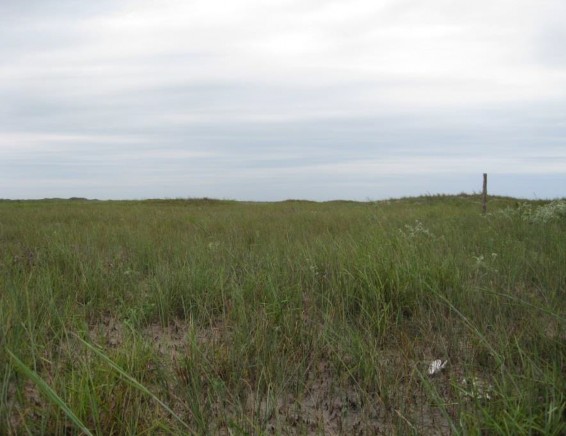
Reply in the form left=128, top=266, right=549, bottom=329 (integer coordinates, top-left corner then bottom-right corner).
left=1, top=195, right=564, bottom=434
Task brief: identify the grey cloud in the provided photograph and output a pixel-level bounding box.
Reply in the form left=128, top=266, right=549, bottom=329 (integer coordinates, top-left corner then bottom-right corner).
left=535, top=26, right=566, bottom=67
left=1, top=0, right=565, bottom=200
left=0, top=1, right=117, bottom=20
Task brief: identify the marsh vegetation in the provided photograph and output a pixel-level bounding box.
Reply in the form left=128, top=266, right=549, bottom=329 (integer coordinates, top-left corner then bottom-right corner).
left=1, top=195, right=564, bottom=434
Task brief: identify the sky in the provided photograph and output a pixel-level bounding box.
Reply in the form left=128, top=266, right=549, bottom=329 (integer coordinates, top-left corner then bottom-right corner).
left=1, top=0, right=565, bottom=201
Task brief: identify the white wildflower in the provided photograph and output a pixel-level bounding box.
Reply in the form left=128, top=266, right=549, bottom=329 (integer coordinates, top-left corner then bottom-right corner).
left=402, top=220, right=433, bottom=238
left=460, top=377, right=494, bottom=400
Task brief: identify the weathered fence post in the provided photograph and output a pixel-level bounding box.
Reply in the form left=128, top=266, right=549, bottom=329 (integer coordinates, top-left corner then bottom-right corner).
left=482, top=173, right=488, bottom=214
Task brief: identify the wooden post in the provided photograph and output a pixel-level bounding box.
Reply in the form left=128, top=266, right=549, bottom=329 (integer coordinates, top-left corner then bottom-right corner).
left=482, top=173, right=488, bottom=214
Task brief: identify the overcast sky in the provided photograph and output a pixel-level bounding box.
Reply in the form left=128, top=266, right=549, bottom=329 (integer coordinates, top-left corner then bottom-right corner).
left=1, top=0, right=565, bottom=200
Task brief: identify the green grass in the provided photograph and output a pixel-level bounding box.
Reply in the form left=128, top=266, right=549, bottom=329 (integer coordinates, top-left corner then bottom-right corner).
left=1, top=195, right=564, bottom=434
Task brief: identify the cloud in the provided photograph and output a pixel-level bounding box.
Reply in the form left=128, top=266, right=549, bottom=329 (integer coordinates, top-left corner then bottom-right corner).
left=0, top=0, right=565, bottom=199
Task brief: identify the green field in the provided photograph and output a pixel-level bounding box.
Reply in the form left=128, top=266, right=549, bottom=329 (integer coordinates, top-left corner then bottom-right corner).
left=1, top=195, right=564, bottom=434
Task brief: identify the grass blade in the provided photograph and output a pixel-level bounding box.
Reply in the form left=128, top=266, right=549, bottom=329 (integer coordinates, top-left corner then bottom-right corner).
left=72, top=333, right=192, bottom=432
left=6, top=348, right=94, bottom=436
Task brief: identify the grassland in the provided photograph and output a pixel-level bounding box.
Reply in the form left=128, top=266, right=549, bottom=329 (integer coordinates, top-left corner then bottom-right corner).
left=0, top=195, right=564, bottom=434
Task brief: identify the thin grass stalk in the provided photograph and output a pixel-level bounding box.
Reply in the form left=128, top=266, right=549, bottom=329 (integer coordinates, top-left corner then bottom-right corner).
left=72, top=333, right=192, bottom=433
left=6, top=348, right=94, bottom=436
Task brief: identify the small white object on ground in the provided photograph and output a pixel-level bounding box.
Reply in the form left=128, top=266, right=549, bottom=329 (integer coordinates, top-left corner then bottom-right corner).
left=428, top=359, right=447, bottom=375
